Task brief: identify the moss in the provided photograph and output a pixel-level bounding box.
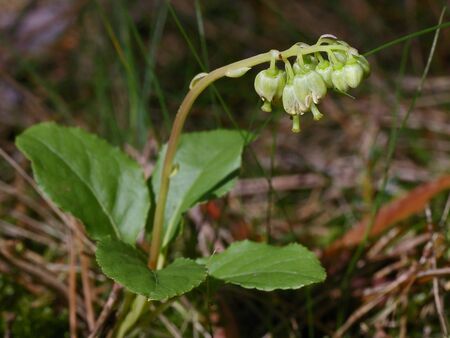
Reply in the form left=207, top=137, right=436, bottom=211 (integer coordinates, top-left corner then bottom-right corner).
left=0, top=276, right=69, bottom=338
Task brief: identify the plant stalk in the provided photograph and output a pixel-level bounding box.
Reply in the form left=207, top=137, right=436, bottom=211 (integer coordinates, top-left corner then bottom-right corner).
left=147, top=43, right=346, bottom=269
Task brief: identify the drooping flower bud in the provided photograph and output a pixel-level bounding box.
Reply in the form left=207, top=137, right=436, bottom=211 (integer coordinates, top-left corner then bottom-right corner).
left=293, top=62, right=302, bottom=75
left=343, top=58, right=364, bottom=88
left=355, top=54, right=370, bottom=77
left=333, top=50, right=348, bottom=63
left=307, top=71, right=327, bottom=103
left=316, top=60, right=333, bottom=88
left=254, top=67, right=286, bottom=112
left=293, top=67, right=327, bottom=106
left=282, top=83, right=307, bottom=116
left=331, top=63, right=349, bottom=92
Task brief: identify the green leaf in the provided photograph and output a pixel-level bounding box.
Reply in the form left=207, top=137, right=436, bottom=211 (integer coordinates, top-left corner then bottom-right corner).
left=152, top=130, right=249, bottom=247
left=16, top=122, right=150, bottom=244
left=96, top=237, right=206, bottom=300
left=207, top=240, right=326, bottom=291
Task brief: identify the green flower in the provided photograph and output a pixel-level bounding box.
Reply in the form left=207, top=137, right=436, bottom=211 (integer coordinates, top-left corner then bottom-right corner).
left=293, top=67, right=327, bottom=106
left=250, top=37, right=371, bottom=133
left=355, top=54, right=370, bottom=77
left=331, top=63, right=349, bottom=92
left=343, top=58, right=364, bottom=88
left=282, top=83, right=307, bottom=116
left=254, top=68, right=286, bottom=112
left=316, top=60, right=333, bottom=88
left=333, top=50, right=348, bottom=63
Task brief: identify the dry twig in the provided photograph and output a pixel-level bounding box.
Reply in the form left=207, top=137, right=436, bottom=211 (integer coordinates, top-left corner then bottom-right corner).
left=88, top=284, right=123, bottom=338
left=68, top=231, right=78, bottom=338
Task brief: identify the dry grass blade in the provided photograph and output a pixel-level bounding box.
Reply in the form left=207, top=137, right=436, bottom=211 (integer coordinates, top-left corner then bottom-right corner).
left=229, top=174, right=325, bottom=197
left=88, top=284, right=123, bottom=338
left=68, top=230, right=78, bottom=338
left=78, top=231, right=95, bottom=331
left=0, top=147, right=95, bottom=252
left=326, top=175, right=450, bottom=253
left=334, top=268, right=418, bottom=337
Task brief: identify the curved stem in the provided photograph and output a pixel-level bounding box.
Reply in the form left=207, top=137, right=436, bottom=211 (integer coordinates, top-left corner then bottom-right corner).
left=147, top=43, right=347, bottom=269
left=284, top=59, right=295, bottom=82
left=296, top=54, right=305, bottom=67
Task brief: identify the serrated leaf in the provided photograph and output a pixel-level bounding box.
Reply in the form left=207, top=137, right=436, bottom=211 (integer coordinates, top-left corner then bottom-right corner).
left=16, top=122, right=150, bottom=244
left=207, top=240, right=326, bottom=291
left=96, top=237, right=206, bottom=300
left=152, top=130, right=249, bottom=247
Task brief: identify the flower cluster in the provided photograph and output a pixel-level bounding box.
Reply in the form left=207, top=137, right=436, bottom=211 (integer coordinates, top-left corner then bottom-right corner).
left=254, top=35, right=370, bottom=132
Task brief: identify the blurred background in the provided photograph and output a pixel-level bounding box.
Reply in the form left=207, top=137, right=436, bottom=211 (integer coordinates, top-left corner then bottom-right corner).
left=0, top=0, right=449, bottom=337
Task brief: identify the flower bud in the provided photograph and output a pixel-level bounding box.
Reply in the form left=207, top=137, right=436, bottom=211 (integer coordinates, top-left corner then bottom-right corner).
left=254, top=68, right=286, bottom=112
left=343, top=58, right=364, bottom=88
left=293, top=62, right=302, bottom=75
left=355, top=55, right=370, bottom=77
left=293, top=69, right=327, bottom=106
left=333, top=50, right=348, bottom=63
left=331, top=63, right=349, bottom=92
left=316, top=60, right=333, bottom=88
left=282, top=83, right=307, bottom=116
left=307, top=71, right=327, bottom=103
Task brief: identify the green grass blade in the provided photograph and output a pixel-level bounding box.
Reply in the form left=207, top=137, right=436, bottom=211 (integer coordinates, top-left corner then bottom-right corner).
left=365, top=20, right=450, bottom=56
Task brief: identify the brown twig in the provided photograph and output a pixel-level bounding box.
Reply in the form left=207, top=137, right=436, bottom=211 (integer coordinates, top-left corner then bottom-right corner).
left=334, top=268, right=417, bottom=338
left=88, top=284, right=123, bottom=338
left=77, top=229, right=96, bottom=331
left=0, top=147, right=95, bottom=252
left=432, top=270, right=448, bottom=336
left=0, top=219, right=57, bottom=247
left=0, top=180, right=54, bottom=221
left=68, top=231, right=78, bottom=338
left=229, top=174, right=325, bottom=197
left=439, top=192, right=450, bottom=227
left=417, top=267, right=450, bottom=279
left=10, top=209, right=65, bottom=241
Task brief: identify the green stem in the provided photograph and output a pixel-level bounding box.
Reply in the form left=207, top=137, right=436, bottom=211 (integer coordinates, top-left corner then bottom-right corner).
left=296, top=53, right=305, bottom=67
left=147, top=43, right=347, bottom=269
left=327, top=51, right=339, bottom=65
left=268, top=53, right=277, bottom=73
left=283, top=59, right=295, bottom=82
left=315, top=52, right=324, bottom=63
